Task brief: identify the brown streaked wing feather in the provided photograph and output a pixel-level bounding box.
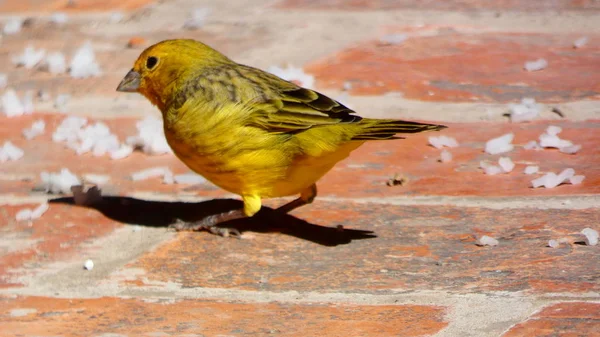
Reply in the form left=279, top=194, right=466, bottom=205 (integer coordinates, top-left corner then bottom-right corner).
left=237, top=65, right=361, bottom=133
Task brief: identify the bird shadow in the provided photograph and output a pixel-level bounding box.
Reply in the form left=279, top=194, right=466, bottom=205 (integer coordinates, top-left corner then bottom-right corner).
left=49, top=195, right=376, bottom=246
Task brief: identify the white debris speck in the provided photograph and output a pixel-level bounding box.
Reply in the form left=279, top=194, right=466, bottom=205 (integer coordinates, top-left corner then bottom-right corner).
left=476, top=235, right=499, bottom=246
left=524, top=58, right=548, bottom=72
left=109, top=144, right=134, bottom=160
left=2, top=89, right=26, bottom=117
left=538, top=126, right=574, bottom=149
left=0, top=73, right=7, bottom=89
left=559, top=144, right=581, bottom=154
left=498, top=157, right=515, bottom=173
left=15, top=209, right=33, bottom=221
left=174, top=173, right=207, bottom=184
left=52, top=116, right=87, bottom=143
left=267, top=65, right=315, bottom=89
left=183, top=7, right=210, bottom=29
left=548, top=239, right=560, bottom=248
left=485, top=133, right=514, bottom=155
left=109, top=11, right=125, bottom=23
left=509, top=97, right=541, bottom=122
left=546, top=125, right=562, bottom=136
left=439, top=149, right=452, bottom=163
left=22, top=120, right=46, bottom=140
left=40, top=168, right=81, bottom=194
left=581, top=228, right=598, bottom=246
left=524, top=165, right=539, bottom=175
left=82, top=173, right=110, bottom=185
left=3, top=17, right=23, bottom=35
left=52, top=117, right=124, bottom=157
left=379, top=33, right=408, bottom=45
left=45, top=52, right=67, bottom=74
left=531, top=168, right=575, bottom=188
left=12, top=45, right=46, bottom=69
left=69, top=41, right=102, bottom=78
left=428, top=135, right=459, bottom=149
left=0, top=141, right=24, bottom=162
left=573, top=36, right=588, bottom=49
left=31, top=203, right=49, bottom=219
left=131, top=167, right=173, bottom=182
left=523, top=140, right=542, bottom=150
left=480, top=161, right=503, bottom=175
left=83, top=259, right=94, bottom=270
left=54, top=94, right=70, bottom=112
left=126, top=117, right=172, bottom=155
left=569, top=175, right=585, bottom=185
left=50, top=12, right=68, bottom=24
left=532, top=172, right=558, bottom=188
left=555, top=168, right=575, bottom=183
left=539, top=133, right=572, bottom=148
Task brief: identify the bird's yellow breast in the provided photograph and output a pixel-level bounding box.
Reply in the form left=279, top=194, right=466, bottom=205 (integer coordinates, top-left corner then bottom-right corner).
left=162, top=97, right=365, bottom=199
left=166, top=128, right=362, bottom=199
left=164, top=111, right=362, bottom=199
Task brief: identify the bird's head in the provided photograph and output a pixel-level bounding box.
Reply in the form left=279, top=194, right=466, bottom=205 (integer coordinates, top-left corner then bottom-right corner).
left=116, top=39, right=230, bottom=110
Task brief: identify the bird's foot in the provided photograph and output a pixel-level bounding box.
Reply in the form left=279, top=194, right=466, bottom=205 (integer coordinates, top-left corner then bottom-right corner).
left=169, top=218, right=242, bottom=238
left=168, top=209, right=246, bottom=238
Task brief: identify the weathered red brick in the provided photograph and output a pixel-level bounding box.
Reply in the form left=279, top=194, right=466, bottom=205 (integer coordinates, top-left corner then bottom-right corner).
left=0, top=21, right=266, bottom=100
left=118, top=201, right=599, bottom=294
left=503, top=302, right=600, bottom=337
left=0, top=296, right=448, bottom=337
left=0, top=0, right=154, bottom=12
left=2, top=114, right=598, bottom=199
left=306, top=29, right=600, bottom=103
left=278, top=0, right=600, bottom=11
left=0, top=202, right=123, bottom=288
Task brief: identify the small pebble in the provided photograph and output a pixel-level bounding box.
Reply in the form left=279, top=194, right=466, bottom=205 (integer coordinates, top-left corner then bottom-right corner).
left=524, top=165, right=539, bottom=175
left=581, top=228, right=598, bottom=246
left=476, top=235, right=499, bottom=246
left=83, top=259, right=94, bottom=270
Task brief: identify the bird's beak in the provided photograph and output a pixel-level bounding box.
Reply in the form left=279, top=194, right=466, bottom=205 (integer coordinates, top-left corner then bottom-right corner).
left=116, top=69, right=141, bottom=92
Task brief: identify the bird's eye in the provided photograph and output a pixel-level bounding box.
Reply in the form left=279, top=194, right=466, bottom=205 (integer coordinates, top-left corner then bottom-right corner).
left=146, top=56, right=158, bottom=69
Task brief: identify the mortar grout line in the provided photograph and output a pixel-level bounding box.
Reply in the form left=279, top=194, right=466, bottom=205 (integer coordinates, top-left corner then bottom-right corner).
left=2, top=193, right=598, bottom=210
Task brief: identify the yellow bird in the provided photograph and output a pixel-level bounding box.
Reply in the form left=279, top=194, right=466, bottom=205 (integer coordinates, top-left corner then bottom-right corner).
left=117, top=39, right=446, bottom=235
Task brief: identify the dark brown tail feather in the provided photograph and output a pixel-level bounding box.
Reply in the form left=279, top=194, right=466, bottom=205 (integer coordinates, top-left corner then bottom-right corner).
left=352, top=119, right=447, bottom=141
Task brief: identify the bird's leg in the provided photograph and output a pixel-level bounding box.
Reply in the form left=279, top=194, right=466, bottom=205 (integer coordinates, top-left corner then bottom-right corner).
left=170, top=195, right=262, bottom=237
left=277, top=184, right=317, bottom=214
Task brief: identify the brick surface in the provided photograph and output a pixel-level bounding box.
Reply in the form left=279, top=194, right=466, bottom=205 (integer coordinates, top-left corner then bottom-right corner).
left=278, top=0, right=600, bottom=11
left=0, top=18, right=267, bottom=101
left=0, top=114, right=211, bottom=197
left=114, top=201, right=599, bottom=293
left=0, top=202, right=123, bottom=288
left=0, top=296, right=448, bottom=337
left=306, top=29, right=600, bottom=103
left=502, top=302, right=600, bottom=337
left=0, top=0, right=154, bottom=12
left=1, top=2, right=600, bottom=336
left=2, top=114, right=598, bottom=199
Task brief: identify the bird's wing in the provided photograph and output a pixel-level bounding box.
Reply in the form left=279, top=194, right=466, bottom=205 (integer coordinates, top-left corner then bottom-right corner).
left=237, top=66, right=362, bottom=133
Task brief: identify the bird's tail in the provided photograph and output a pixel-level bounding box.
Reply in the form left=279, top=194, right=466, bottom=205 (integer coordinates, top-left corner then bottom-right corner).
left=352, top=119, right=447, bottom=140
